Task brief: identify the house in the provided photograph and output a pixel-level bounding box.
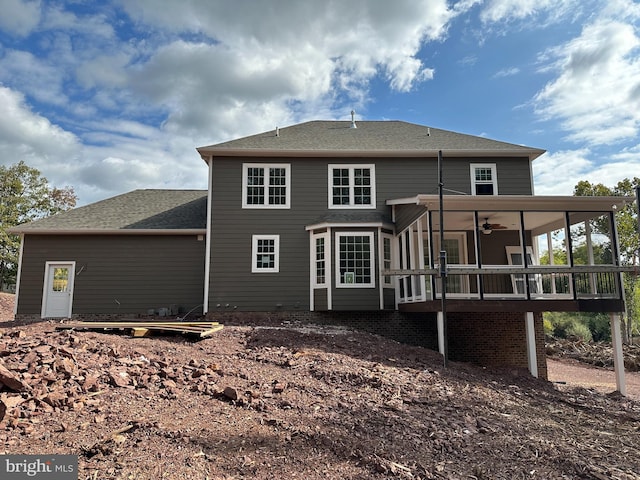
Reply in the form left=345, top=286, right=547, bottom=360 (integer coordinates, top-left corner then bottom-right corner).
left=10, top=119, right=635, bottom=389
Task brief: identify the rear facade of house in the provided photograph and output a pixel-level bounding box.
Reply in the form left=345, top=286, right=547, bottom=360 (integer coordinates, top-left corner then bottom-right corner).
left=11, top=120, right=633, bottom=380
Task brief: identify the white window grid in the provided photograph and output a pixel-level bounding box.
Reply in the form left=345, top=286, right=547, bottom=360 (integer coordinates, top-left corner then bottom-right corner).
left=243, top=164, right=291, bottom=208
left=328, top=164, right=376, bottom=208
left=470, top=163, right=498, bottom=195
left=335, top=232, right=375, bottom=287
left=251, top=235, right=280, bottom=273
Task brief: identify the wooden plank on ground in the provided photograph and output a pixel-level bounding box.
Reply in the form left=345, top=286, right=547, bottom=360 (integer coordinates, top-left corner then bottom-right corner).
left=131, top=328, right=151, bottom=337
left=55, top=321, right=223, bottom=339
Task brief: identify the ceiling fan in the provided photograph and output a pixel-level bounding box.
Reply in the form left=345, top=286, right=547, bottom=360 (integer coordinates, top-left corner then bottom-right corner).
left=480, top=218, right=507, bottom=235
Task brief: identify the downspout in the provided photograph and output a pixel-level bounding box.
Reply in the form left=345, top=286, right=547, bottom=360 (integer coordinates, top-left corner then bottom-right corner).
left=438, top=150, right=449, bottom=368
left=474, top=211, right=484, bottom=300
left=203, top=156, right=214, bottom=315
left=519, top=211, right=530, bottom=300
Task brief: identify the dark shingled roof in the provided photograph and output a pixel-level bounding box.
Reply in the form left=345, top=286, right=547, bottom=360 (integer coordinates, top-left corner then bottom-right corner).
left=11, top=189, right=207, bottom=233
left=197, top=120, right=545, bottom=159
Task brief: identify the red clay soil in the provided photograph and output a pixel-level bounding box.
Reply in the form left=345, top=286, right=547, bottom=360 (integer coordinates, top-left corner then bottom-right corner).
left=1, top=294, right=639, bottom=479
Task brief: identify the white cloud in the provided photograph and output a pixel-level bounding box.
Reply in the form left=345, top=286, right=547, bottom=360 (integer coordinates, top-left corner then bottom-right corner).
left=480, top=0, right=580, bottom=24
left=121, top=0, right=455, bottom=99
left=494, top=66, right=520, bottom=78
left=0, top=86, right=78, bottom=161
left=0, top=0, right=41, bottom=36
left=0, top=50, right=68, bottom=106
left=533, top=18, right=640, bottom=146
left=533, top=148, right=640, bottom=195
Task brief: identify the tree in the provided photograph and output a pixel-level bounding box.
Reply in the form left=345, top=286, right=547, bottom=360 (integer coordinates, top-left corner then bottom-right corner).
left=573, top=177, right=640, bottom=341
left=0, top=161, right=77, bottom=289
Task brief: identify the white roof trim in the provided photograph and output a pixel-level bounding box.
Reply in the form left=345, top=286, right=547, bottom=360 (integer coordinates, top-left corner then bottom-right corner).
left=199, top=148, right=544, bottom=161
left=11, top=228, right=207, bottom=236
left=305, top=221, right=394, bottom=231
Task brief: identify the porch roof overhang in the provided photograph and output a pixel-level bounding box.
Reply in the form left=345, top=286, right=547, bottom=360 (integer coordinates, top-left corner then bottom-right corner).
left=387, top=194, right=634, bottom=212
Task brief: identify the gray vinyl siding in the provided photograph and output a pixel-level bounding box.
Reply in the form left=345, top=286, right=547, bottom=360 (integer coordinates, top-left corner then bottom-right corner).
left=313, top=289, right=328, bottom=311
left=394, top=204, right=427, bottom=233
left=17, top=234, right=205, bottom=316
left=208, top=155, right=533, bottom=312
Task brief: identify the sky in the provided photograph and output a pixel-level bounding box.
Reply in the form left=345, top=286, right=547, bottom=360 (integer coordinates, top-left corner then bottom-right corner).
left=0, top=0, right=639, bottom=206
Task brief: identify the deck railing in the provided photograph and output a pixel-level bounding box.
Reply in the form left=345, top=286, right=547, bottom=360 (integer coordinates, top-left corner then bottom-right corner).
left=385, top=265, right=632, bottom=304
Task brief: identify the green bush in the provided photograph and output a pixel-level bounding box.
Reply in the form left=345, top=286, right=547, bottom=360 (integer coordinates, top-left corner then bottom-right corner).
left=544, top=312, right=593, bottom=342
left=543, top=318, right=554, bottom=336
left=585, top=313, right=611, bottom=342
left=564, top=321, right=593, bottom=342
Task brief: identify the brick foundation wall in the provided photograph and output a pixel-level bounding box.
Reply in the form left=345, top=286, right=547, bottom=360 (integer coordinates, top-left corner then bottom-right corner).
left=446, top=312, right=547, bottom=380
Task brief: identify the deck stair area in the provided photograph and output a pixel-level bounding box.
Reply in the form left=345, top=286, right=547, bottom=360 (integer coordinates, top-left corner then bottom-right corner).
left=56, top=321, right=223, bottom=339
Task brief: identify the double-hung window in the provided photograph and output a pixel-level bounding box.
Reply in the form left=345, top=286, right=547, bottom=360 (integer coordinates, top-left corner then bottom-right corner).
left=243, top=164, right=290, bottom=208
left=252, top=235, right=279, bottom=273
left=382, top=234, right=393, bottom=287
left=335, top=232, right=374, bottom=287
left=313, top=233, right=328, bottom=287
left=470, top=164, right=498, bottom=195
left=328, top=165, right=375, bottom=208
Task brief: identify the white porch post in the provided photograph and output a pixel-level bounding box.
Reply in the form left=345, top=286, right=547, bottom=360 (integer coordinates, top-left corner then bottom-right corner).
left=525, top=312, right=538, bottom=378
left=437, top=311, right=445, bottom=355
left=610, top=312, right=627, bottom=396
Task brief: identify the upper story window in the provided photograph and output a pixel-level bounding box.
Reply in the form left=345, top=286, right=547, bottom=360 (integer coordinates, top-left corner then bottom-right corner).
left=328, top=164, right=376, bottom=208
left=470, top=164, right=498, bottom=195
left=243, top=163, right=290, bottom=208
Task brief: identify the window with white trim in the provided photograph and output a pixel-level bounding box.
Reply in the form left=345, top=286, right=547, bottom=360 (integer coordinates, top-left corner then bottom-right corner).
left=328, top=165, right=375, bottom=208
left=243, top=164, right=290, bottom=208
left=335, top=232, right=374, bottom=287
left=382, top=234, right=393, bottom=286
left=470, top=164, right=498, bottom=195
left=314, top=234, right=327, bottom=286
left=252, top=235, right=280, bottom=273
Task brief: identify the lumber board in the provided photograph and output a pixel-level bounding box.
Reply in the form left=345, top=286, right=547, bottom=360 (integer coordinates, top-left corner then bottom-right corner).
left=132, top=328, right=151, bottom=337
left=57, top=321, right=219, bottom=328
left=55, top=321, right=224, bottom=338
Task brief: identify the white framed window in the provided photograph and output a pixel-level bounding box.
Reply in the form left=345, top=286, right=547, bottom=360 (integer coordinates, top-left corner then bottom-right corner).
left=313, top=233, right=329, bottom=287
left=335, top=232, right=375, bottom=287
left=243, top=164, right=290, bottom=208
left=381, top=234, right=393, bottom=286
left=251, top=235, right=280, bottom=273
left=328, top=164, right=376, bottom=208
left=470, top=164, right=498, bottom=195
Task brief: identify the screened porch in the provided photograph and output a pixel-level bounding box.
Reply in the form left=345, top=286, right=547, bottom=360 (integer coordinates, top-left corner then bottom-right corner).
left=385, top=195, right=635, bottom=310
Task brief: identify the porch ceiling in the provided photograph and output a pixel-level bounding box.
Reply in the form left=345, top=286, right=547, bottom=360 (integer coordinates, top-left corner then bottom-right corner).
left=388, top=194, right=633, bottom=211
left=388, top=194, right=635, bottom=234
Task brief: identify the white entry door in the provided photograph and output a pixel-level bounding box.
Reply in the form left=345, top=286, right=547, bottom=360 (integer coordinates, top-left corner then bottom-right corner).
left=42, top=262, right=75, bottom=318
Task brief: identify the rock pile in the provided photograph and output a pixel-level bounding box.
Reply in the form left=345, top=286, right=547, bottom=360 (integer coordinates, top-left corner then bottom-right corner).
left=0, top=328, right=238, bottom=435
left=1, top=323, right=639, bottom=479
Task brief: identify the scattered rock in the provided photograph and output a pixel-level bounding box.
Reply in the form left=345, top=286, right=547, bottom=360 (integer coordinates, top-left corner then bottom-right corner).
left=222, top=386, right=239, bottom=401
left=0, top=362, right=29, bottom=392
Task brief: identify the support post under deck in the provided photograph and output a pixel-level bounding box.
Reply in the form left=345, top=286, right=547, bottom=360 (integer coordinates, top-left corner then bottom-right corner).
left=610, top=312, right=627, bottom=396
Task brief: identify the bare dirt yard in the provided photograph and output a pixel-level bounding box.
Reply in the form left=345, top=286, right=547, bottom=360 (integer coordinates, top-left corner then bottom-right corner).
left=1, top=292, right=639, bottom=479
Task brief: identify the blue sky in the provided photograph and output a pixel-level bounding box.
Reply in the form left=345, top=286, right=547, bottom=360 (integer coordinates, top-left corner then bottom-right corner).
left=0, top=0, right=639, bottom=205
